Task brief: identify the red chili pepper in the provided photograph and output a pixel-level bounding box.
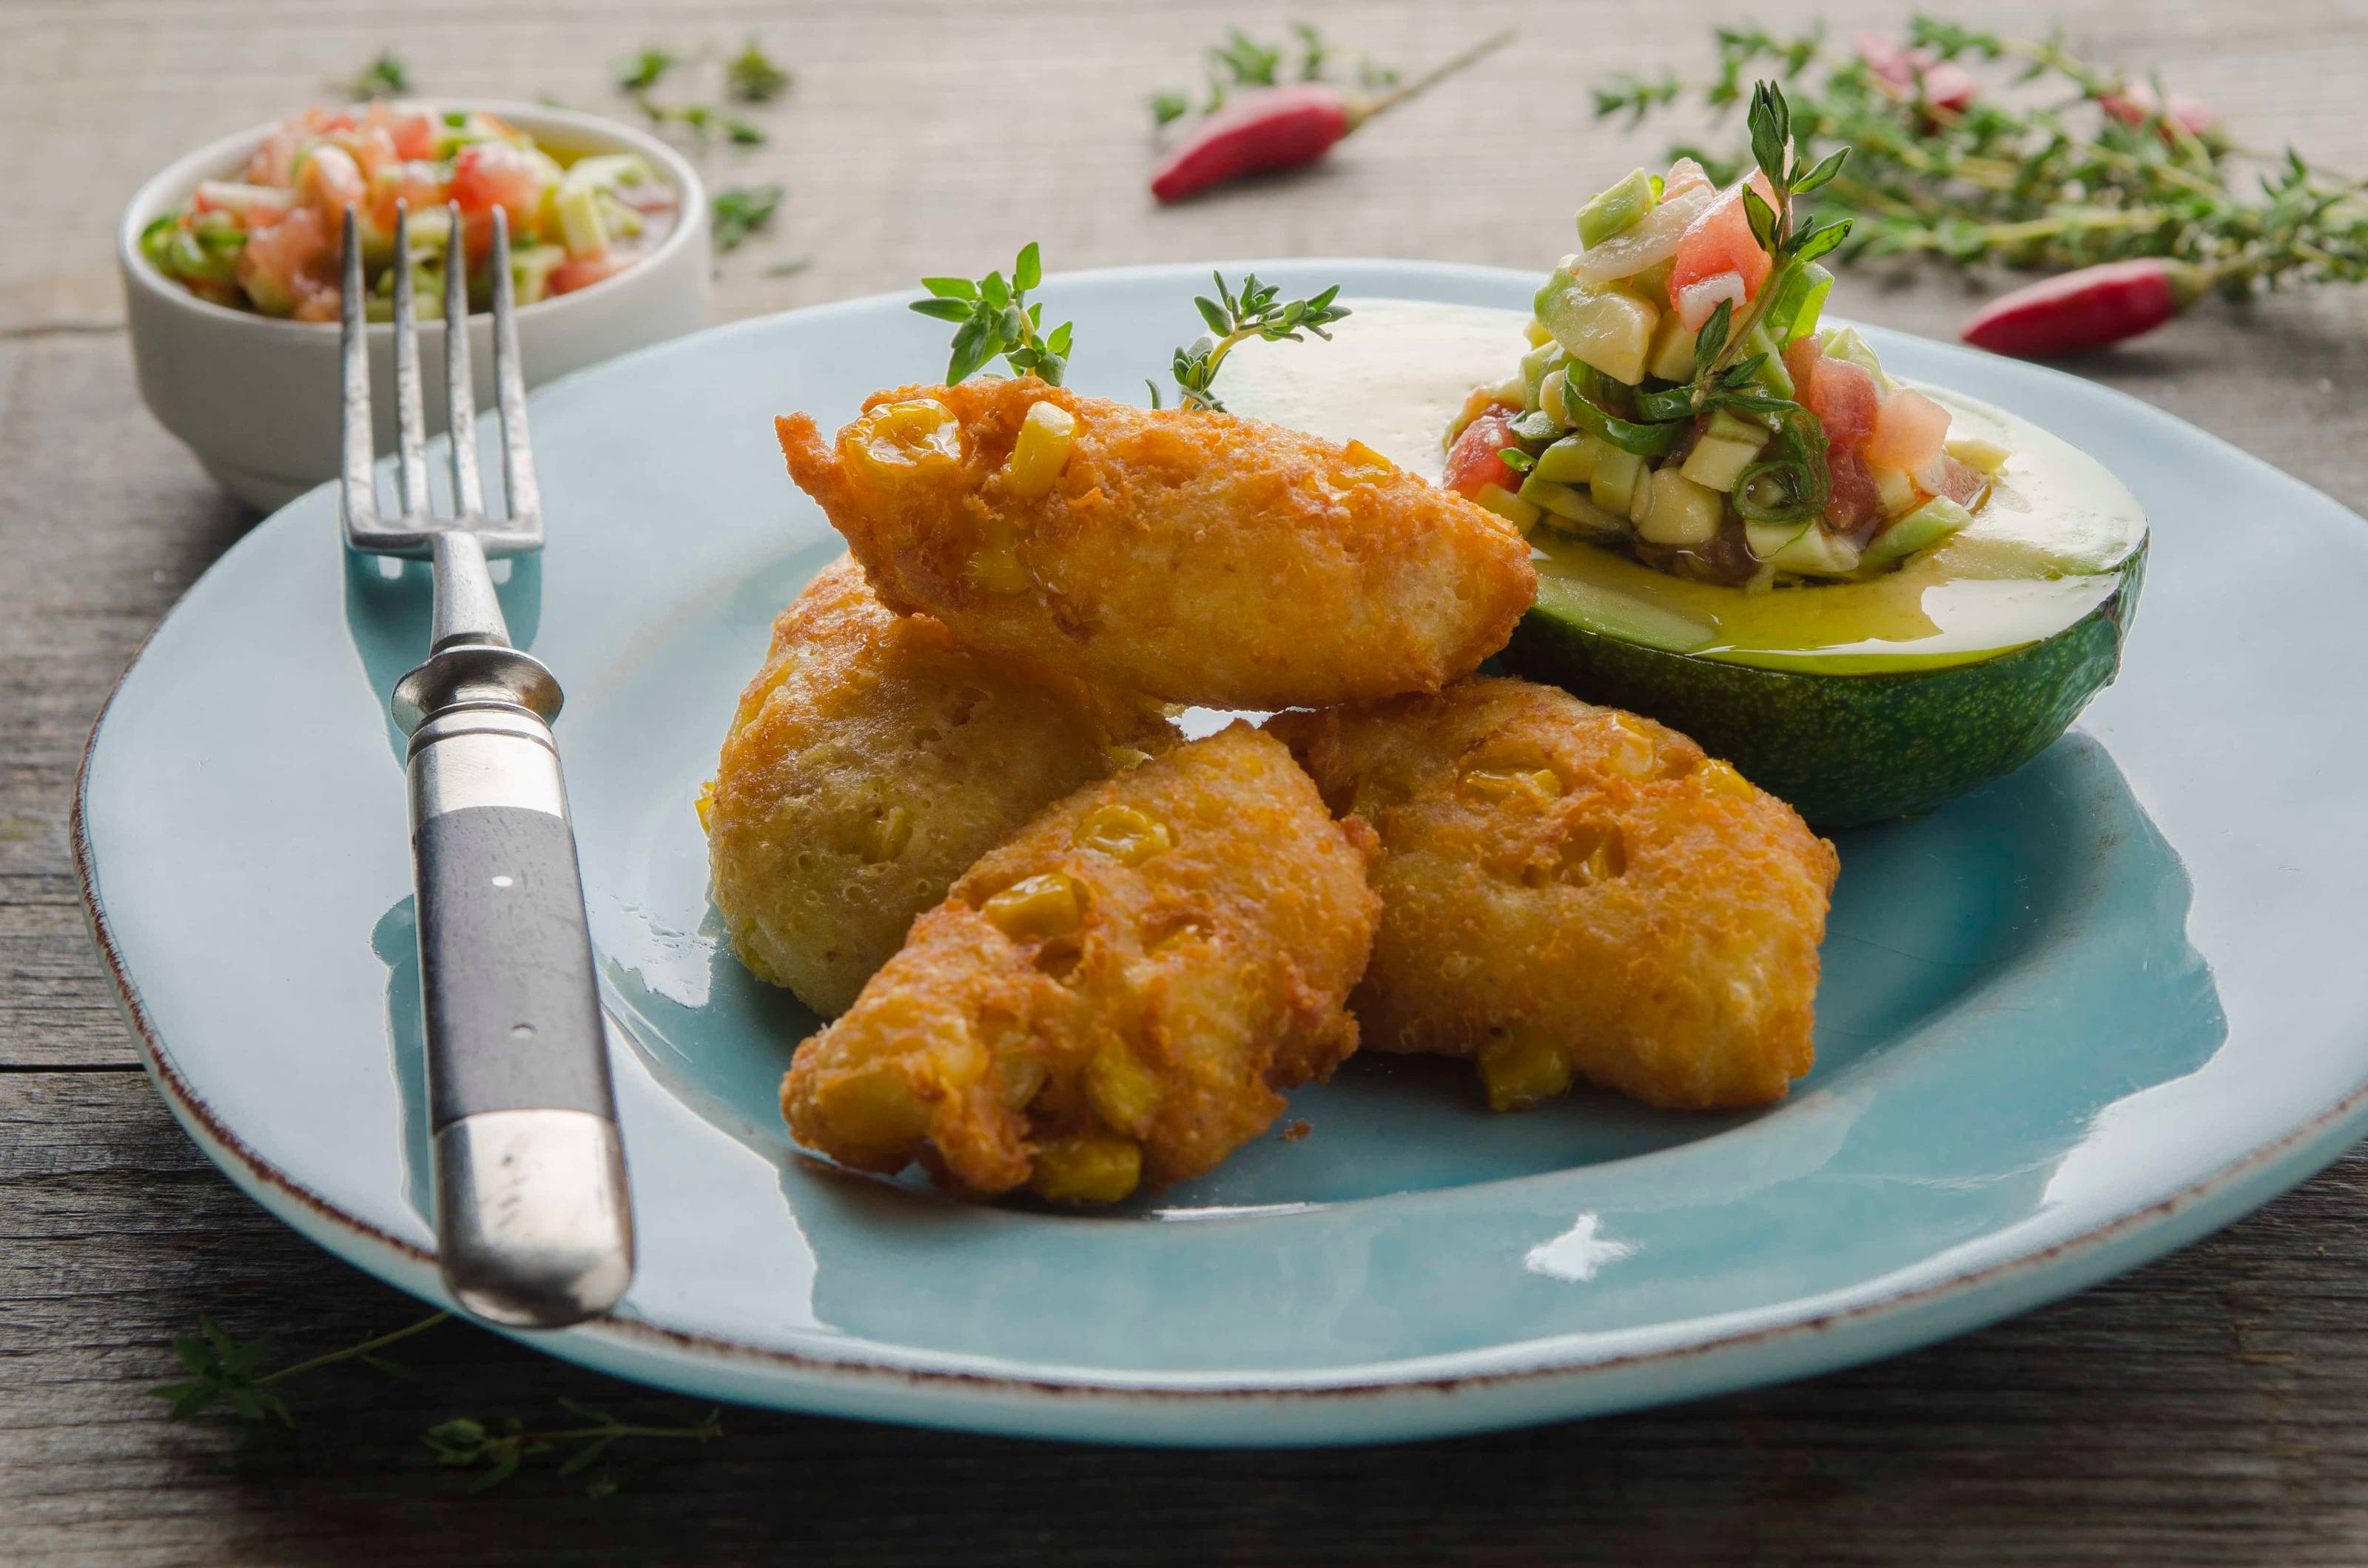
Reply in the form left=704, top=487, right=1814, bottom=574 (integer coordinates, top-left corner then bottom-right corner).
left=1960, top=258, right=2212, bottom=358
left=1150, top=29, right=1514, bottom=203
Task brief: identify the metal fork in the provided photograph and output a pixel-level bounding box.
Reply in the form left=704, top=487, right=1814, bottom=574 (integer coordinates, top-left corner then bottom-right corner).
left=340, top=203, right=633, bottom=1329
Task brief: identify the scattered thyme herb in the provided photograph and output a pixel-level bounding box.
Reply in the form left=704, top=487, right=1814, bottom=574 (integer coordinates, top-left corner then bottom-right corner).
left=712, top=184, right=784, bottom=253
left=339, top=50, right=411, bottom=101
left=911, top=243, right=1074, bottom=386
left=616, top=47, right=679, bottom=94
left=727, top=38, right=793, bottom=103
left=424, top=1399, right=724, bottom=1496
left=150, top=1310, right=451, bottom=1424
left=1153, top=272, right=1350, bottom=411
left=1592, top=16, right=2368, bottom=300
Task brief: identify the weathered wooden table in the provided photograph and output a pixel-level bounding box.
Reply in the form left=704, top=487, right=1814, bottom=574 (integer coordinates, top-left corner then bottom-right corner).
left=7, top=1, right=2367, bottom=1561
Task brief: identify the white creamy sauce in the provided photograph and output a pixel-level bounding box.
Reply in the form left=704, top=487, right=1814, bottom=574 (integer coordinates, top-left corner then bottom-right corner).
left=1220, top=300, right=1529, bottom=485
left=1221, top=297, right=2148, bottom=669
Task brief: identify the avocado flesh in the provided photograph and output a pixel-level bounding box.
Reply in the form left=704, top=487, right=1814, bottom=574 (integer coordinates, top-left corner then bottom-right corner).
left=1506, top=545, right=2143, bottom=828
left=1217, top=301, right=2150, bottom=828
left=1510, top=383, right=2147, bottom=825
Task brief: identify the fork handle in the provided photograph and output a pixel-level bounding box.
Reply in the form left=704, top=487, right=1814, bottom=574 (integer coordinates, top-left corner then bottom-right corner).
left=406, top=694, right=633, bottom=1329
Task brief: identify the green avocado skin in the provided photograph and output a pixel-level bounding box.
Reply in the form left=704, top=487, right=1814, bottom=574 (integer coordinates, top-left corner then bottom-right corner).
left=1499, top=543, right=2147, bottom=830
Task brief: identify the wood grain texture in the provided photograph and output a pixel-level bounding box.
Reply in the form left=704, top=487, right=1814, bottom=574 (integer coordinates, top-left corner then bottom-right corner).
left=4, top=0, right=2368, bottom=1561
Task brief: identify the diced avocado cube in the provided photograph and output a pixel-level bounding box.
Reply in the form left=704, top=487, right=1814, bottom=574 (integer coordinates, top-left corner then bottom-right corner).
left=553, top=176, right=609, bottom=259
left=1945, top=436, right=2011, bottom=476
left=1528, top=485, right=1629, bottom=541
left=1645, top=312, right=1698, bottom=383
left=1541, top=284, right=1659, bottom=386
left=1533, top=434, right=1594, bottom=485
left=1577, top=168, right=1659, bottom=249
left=1589, top=445, right=1646, bottom=517
left=508, top=243, right=568, bottom=306
left=1634, top=467, right=1723, bottom=547
left=1521, top=473, right=1627, bottom=536
left=1475, top=482, right=1542, bottom=533
left=1679, top=433, right=1764, bottom=492
left=1863, top=497, right=1974, bottom=567
left=1868, top=462, right=1918, bottom=517
left=1536, top=368, right=1572, bottom=425
left=1519, top=340, right=1570, bottom=411
left=1704, top=408, right=1770, bottom=445
left=1747, top=521, right=1864, bottom=576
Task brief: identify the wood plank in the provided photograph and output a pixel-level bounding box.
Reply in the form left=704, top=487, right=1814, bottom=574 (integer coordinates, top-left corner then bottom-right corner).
left=5, top=1071, right=2368, bottom=1565
left=7, top=0, right=2368, bottom=1559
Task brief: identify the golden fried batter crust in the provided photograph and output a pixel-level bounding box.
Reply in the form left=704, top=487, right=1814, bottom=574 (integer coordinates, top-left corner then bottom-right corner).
left=776, top=377, right=1536, bottom=710
left=1271, top=679, right=1838, bottom=1111
left=780, top=723, right=1380, bottom=1201
left=707, top=557, right=1165, bottom=1017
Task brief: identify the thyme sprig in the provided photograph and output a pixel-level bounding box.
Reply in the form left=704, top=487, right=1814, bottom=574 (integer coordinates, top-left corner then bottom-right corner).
left=1151, top=23, right=1398, bottom=127
left=151, top=1310, right=725, bottom=1497
left=425, top=1400, right=724, bottom=1495
left=1592, top=16, right=2368, bottom=297
left=338, top=50, right=412, bottom=101
left=912, top=243, right=1074, bottom=386
left=152, top=1310, right=450, bottom=1424
left=726, top=38, right=793, bottom=104
left=1154, top=272, right=1350, bottom=411
left=712, top=185, right=784, bottom=254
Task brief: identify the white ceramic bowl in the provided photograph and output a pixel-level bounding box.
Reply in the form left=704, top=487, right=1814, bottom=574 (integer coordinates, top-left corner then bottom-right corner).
left=120, top=101, right=710, bottom=511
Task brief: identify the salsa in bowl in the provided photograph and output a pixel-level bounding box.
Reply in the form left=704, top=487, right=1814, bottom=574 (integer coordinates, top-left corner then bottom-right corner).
left=137, top=103, right=682, bottom=321
left=119, top=101, right=710, bottom=509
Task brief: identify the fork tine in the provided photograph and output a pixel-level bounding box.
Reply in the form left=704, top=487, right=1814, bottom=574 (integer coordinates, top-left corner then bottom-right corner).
left=488, top=206, right=539, bottom=529
left=338, top=206, right=375, bottom=531
left=443, top=201, right=484, bottom=519
left=391, top=203, right=428, bottom=517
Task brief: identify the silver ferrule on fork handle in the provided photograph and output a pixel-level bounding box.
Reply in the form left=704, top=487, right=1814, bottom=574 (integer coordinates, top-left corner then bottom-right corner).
left=405, top=700, right=633, bottom=1328
left=343, top=202, right=633, bottom=1329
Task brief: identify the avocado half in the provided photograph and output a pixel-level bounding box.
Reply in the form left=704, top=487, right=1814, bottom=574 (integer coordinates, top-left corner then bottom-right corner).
left=1212, top=301, right=2149, bottom=830
left=1502, top=387, right=2148, bottom=829
left=1504, top=546, right=2142, bottom=828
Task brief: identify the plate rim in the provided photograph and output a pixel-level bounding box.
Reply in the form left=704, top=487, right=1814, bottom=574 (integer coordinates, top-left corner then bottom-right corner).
left=72, top=258, right=2368, bottom=1444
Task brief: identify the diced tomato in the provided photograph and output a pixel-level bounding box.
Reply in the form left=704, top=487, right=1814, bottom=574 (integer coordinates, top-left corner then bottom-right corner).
left=1804, top=358, right=1880, bottom=453
left=1783, top=334, right=1823, bottom=398
left=1826, top=448, right=1885, bottom=532
left=369, top=161, right=448, bottom=237
left=451, top=142, right=546, bottom=221
left=296, top=143, right=367, bottom=219
left=549, top=252, right=633, bottom=295
left=1864, top=388, right=1951, bottom=474
left=1669, top=181, right=1775, bottom=317
left=451, top=142, right=550, bottom=257
left=362, top=103, right=440, bottom=161
left=1934, top=454, right=1988, bottom=506
left=238, top=207, right=340, bottom=320
left=1442, top=411, right=1524, bottom=502
left=1786, top=337, right=1888, bottom=528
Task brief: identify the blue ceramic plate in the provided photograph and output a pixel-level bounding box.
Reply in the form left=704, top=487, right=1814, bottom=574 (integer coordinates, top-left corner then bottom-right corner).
left=75, top=262, right=2368, bottom=1446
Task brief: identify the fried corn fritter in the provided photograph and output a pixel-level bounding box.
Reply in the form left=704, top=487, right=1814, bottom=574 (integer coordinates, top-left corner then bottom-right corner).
left=1270, top=679, right=1838, bottom=1112
left=775, top=377, right=1537, bottom=710
left=780, top=723, right=1381, bottom=1202
left=707, top=557, right=1168, bottom=1017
